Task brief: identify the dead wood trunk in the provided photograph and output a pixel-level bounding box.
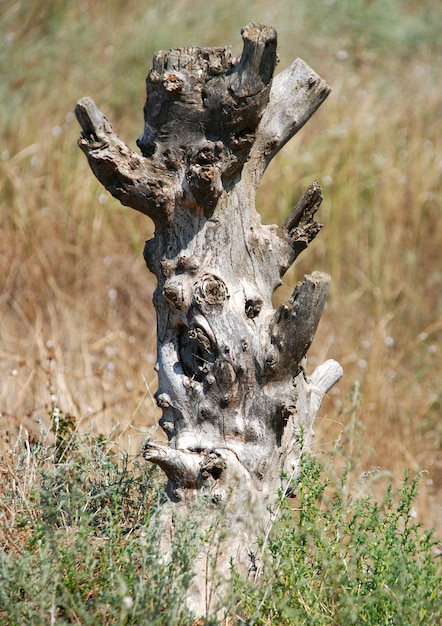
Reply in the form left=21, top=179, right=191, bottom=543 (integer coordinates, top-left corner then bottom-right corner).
left=76, top=23, right=342, bottom=616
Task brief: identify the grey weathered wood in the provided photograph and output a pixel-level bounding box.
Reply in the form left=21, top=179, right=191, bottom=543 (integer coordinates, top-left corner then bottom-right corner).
left=76, top=23, right=342, bottom=617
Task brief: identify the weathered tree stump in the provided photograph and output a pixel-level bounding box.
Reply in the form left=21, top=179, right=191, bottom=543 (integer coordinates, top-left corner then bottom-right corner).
left=76, top=23, right=342, bottom=616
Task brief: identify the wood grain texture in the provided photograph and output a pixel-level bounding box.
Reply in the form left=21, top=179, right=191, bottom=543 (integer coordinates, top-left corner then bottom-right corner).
left=76, top=23, right=342, bottom=616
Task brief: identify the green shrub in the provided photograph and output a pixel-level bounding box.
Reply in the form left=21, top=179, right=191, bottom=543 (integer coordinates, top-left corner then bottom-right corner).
left=0, top=416, right=204, bottom=625
left=0, top=413, right=440, bottom=624
left=234, top=457, right=442, bottom=625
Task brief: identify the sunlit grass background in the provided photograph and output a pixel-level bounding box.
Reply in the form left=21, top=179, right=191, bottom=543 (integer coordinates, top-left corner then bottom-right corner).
left=1, top=0, right=441, bottom=531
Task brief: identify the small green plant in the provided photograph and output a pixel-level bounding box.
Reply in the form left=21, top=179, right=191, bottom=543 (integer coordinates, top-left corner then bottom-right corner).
left=233, top=455, right=442, bottom=625
left=0, top=420, right=209, bottom=625
left=1, top=412, right=440, bottom=625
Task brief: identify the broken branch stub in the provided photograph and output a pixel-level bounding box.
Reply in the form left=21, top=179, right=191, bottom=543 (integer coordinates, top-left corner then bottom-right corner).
left=76, top=23, right=342, bottom=615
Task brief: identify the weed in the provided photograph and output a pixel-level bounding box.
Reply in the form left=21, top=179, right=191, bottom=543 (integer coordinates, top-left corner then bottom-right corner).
left=0, top=423, right=205, bottom=625
left=1, top=417, right=440, bottom=624
left=233, top=456, right=442, bottom=625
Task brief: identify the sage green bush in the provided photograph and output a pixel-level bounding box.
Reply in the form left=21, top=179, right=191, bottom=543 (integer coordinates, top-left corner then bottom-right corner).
left=0, top=417, right=203, bottom=625
left=234, top=459, right=441, bottom=625
left=0, top=412, right=440, bottom=625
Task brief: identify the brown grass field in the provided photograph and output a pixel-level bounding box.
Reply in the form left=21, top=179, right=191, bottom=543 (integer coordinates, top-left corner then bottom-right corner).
left=1, top=1, right=441, bottom=532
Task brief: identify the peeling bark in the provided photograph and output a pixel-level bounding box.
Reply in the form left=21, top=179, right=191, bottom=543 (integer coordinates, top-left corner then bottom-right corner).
left=76, top=23, right=342, bottom=617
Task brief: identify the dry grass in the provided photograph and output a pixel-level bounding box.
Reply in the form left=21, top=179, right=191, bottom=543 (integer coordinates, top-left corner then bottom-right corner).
left=1, top=0, right=441, bottom=530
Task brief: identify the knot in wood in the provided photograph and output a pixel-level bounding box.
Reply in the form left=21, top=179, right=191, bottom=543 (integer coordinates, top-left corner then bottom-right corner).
left=155, top=393, right=172, bottom=409
left=177, top=255, right=199, bottom=273
left=188, top=327, right=212, bottom=354
left=186, top=141, right=224, bottom=207
left=200, top=452, right=226, bottom=481
left=188, top=163, right=214, bottom=182
left=186, top=164, right=219, bottom=206
left=214, top=356, right=236, bottom=386
left=245, top=298, right=263, bottom=319
left=163, top=278, right=188, bottom=310
left=194, top=273, right=229, bottom=309
left=162, top=71, right=186, bottom=94
left=264, top=345, right=278, bottom=371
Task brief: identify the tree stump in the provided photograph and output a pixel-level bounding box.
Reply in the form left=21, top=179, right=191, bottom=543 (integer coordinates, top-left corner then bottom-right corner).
left=76, top=23, right=342, bottom=616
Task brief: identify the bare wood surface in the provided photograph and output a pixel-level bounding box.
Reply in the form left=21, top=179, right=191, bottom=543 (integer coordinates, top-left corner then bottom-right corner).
left=76, top=23, right=341, bottom=617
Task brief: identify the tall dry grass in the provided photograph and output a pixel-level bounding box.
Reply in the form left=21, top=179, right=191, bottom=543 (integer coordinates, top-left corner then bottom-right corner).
left=1, top=0, right=441, bottom=529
